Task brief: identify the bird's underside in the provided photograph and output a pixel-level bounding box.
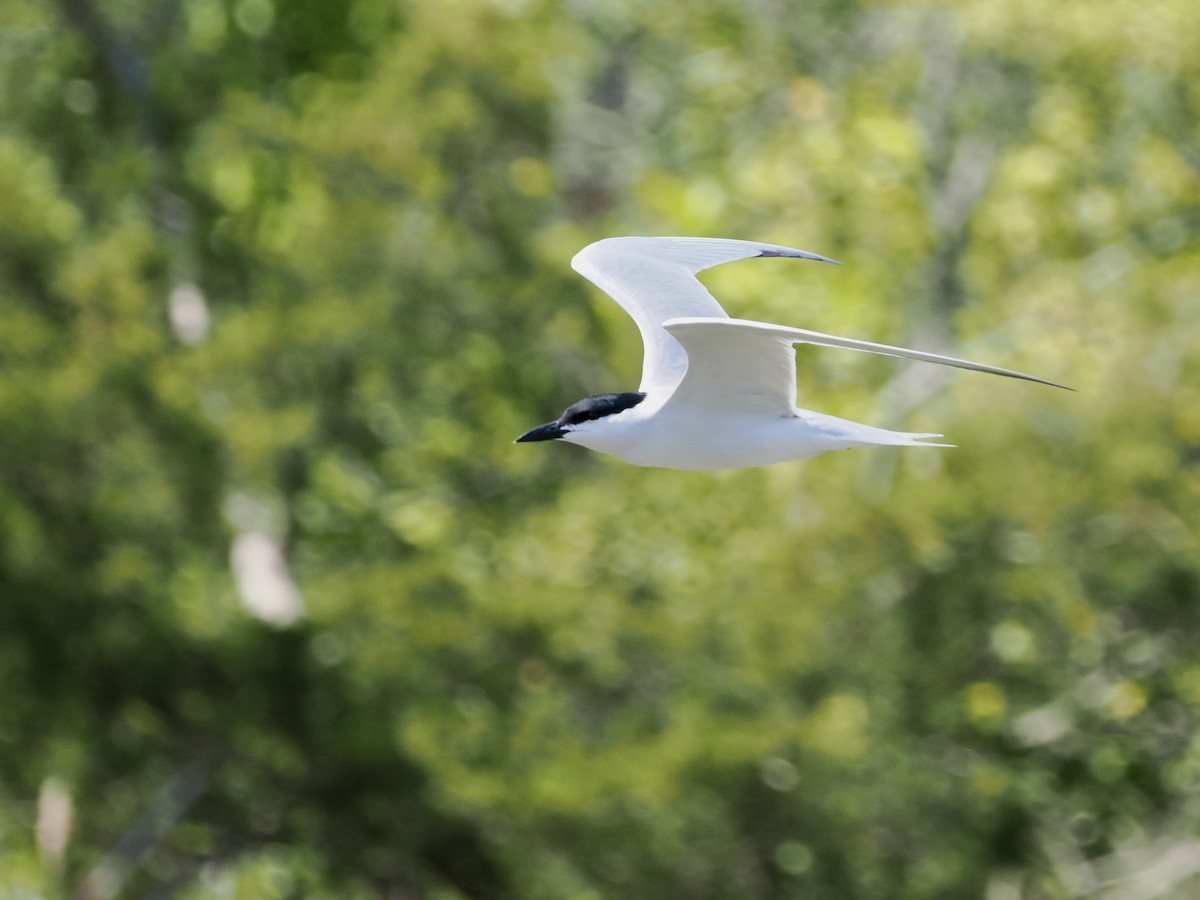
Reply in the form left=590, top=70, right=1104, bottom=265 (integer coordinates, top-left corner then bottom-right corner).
left=596, top=404, right=953, bottom=471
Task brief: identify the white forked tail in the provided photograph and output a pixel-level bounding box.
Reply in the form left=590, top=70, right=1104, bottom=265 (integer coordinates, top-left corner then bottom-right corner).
left=799, top=410, right=956, bottom=450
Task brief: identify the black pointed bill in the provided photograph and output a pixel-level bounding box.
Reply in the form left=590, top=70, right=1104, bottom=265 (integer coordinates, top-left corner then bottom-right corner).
left=515, top=421, right=567, bottom=443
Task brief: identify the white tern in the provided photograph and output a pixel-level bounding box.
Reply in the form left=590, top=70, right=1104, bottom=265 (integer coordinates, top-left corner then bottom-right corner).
left=516, top=237, right=1066, bottom=470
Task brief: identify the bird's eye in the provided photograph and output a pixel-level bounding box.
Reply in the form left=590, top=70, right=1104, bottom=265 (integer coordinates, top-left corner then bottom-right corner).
left=562, top=409, right=596, bottom=426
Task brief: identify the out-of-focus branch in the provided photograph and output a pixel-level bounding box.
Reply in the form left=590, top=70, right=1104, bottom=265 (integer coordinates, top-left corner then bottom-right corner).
left=56, top=0, right=165, bottom=148
left=560, top=36, right=638, bottom=219
left=879, top=136, right=998, bottom=422
left=1046, top=832, right=1200, bottom=900
left=1093, top=839, right=1200, bottom=900
left=878, top=16, right=999, bottom=425
left=74, top=763, right=208, bottom=900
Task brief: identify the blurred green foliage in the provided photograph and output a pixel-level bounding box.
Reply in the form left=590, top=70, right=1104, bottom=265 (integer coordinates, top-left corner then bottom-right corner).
left=0, top=0, right=1198, bottom=897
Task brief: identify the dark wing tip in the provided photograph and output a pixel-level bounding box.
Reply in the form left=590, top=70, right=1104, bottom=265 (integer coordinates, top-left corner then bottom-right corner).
left=1017, top=372, right=1074, bottom=391
left=757, top=248, right=843, bottom=266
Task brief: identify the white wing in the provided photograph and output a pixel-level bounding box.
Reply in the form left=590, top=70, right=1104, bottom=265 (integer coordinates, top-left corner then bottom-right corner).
left=660, top=317, right=1069, bottom=417
left=571, top=237, right=839, bottom=394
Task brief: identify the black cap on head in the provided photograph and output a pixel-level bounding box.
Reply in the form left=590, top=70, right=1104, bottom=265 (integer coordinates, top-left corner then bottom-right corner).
left=515, top=392, right=646, bottom=443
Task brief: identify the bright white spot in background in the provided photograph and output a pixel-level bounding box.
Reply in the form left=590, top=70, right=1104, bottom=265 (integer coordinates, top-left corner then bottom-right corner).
left=865, top=570, right=908, bottom=610
left=63, top=79, right=98, bottom=115
left=1002, top=530, right=1042, bottom=565
left=991, top=621, right=1035, bottom=663
left=985, top=875, right=1022, bottom=900
left=774, top=840, right=814, bottom=876
left=169, top=283, right=210, bottom=344
left=1013, top=704, right=1072, bottom=747
left=760, top=757, right=800, bottom=792
left=1083, top=243, right=1133, bottom=291
left=235, top=0, right=274, bottom=36
left=230, top=531, right=304, bottom=626
left=36, top=777, right=73, bottom=868
left=310, top=632, right=346, bottom=667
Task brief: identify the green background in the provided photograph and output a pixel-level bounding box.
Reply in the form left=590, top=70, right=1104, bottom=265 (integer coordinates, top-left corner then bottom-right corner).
left=1, top=0, right=1197, bottom=896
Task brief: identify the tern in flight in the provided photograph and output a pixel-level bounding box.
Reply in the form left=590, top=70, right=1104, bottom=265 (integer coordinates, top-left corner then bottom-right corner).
left=516, top=237, right=1067, bottom=470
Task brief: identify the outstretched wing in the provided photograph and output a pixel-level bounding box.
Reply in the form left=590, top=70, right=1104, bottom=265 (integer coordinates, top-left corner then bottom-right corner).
left=660, top=317, right=1069, bottom=417
left=571, top=237, right=839, bottom=394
